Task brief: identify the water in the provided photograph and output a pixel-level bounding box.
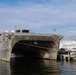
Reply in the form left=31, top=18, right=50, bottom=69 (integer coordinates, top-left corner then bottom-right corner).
left=0, top=57, right=76, bottom=75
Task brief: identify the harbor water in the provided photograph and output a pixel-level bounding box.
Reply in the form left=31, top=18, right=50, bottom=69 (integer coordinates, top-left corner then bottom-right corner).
left=0, top=57, right=76, bottom=75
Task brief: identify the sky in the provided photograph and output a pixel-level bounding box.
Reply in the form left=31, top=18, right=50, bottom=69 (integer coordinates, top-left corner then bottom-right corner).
left=0, top=0, right=76, bottom=40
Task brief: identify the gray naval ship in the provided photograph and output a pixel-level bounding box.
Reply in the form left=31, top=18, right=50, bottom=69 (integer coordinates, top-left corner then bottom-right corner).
left=0, top=29, right=63, bottom=62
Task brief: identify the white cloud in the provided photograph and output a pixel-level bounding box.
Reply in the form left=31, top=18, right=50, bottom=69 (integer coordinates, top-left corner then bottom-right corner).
left=69, top=31, right=76, bottom=36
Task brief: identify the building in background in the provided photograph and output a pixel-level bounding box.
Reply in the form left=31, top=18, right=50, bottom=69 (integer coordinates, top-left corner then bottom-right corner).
left=60, top=40, right=76, bottom=51
left=58, top=40, right=76, bottom=61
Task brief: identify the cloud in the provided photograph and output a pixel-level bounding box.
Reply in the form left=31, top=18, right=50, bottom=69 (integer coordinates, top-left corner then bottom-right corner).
left=61, top=30, right=76, bottom=40
left=69, top=31, right=76, bottom=36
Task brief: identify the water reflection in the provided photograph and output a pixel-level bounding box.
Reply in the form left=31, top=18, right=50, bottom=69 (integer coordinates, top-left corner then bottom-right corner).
left=58, top=61, right=76, bottom=75
left=10, top=57, right=60, bottom=75
left=0, top=58, right=76, bottom=75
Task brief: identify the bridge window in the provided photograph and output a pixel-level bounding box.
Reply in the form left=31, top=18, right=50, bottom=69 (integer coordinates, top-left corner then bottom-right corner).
left=15, top=29, right=29, bottom=33
left=16, top=30, right=20, bottom=33
left=22, top=29, right=29, bottom=33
